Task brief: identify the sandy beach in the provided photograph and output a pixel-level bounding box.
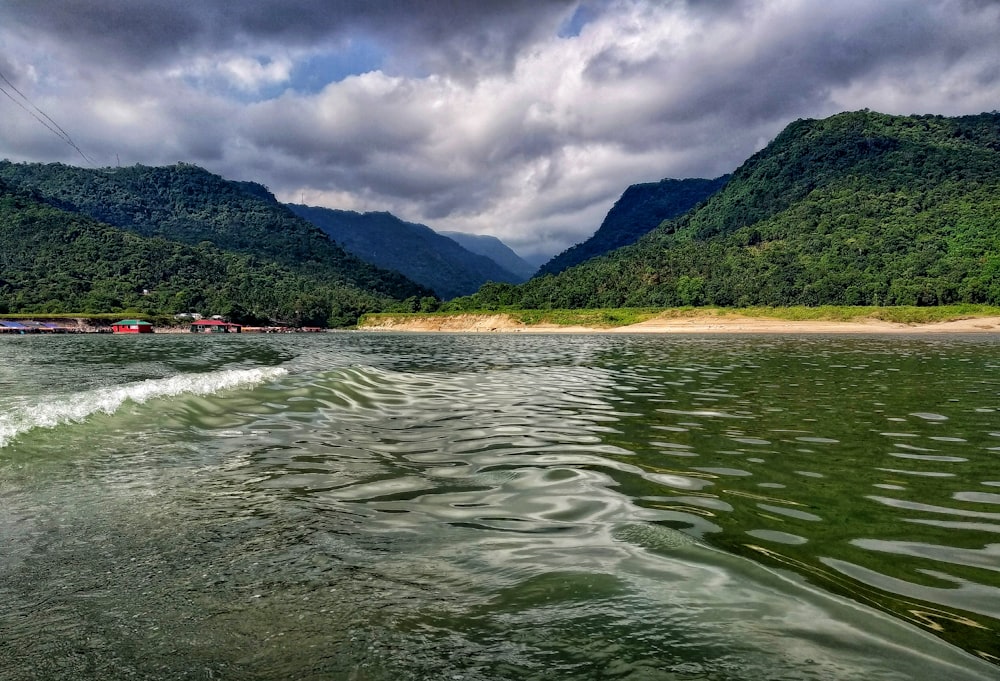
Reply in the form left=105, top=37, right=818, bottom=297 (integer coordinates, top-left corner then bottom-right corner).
left=360, top=313, right=1000, bottom=334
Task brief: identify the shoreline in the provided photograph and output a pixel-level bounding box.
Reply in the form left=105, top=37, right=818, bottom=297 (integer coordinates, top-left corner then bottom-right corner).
left=359, top=313, right=1000, bottom=335
left=5, top=313, right=999, bottom=336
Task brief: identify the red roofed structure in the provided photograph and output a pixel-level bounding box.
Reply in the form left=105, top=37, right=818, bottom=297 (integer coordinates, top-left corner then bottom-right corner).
left=111, top=319, right=154, bottom=333
left=190, top=319, right=242, bottom=333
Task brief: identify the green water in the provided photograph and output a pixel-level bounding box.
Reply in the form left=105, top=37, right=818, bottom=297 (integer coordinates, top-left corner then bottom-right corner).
left=0, top=332, right=998, bottom=679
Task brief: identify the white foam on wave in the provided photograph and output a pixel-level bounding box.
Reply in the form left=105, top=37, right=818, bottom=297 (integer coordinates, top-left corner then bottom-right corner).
left=0, top=366, right=288, bottom=449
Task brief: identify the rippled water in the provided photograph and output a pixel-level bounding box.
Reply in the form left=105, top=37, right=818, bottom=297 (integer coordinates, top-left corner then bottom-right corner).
left=1, top=332, right=998, bottom=680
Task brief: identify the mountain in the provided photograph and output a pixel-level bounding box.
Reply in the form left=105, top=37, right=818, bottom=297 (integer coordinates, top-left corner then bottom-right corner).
left=450, top=111, right=1000, bottom=309
left=0, top=179, right=408, bottom=326
left=439, top=231, right=536, bottom=281
left=287, top=205, right=524, bottom=299
left=0, top=161, right=430, bottom=304
left=535, top=176, right=729, bottom=277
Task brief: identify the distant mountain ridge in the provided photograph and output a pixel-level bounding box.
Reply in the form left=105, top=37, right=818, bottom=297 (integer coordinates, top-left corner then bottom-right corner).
left=450, top=110, right=1000, bottom=309
left=0, top=161, right=428, bottom=302
left=439, top=231, right=536, bottom=281
left=0, top=162, right=431, bottom=325
left=287, top=205, right=524, bottom=299
left=536, top=176, right=729, bottom=277
left=0, top=180, right=397, bottom=325
left=6, top=110, right=998, bottom=321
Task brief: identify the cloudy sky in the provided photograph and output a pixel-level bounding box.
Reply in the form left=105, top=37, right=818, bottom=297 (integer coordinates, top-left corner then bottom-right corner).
left=1, top=0, right=998, bottom=262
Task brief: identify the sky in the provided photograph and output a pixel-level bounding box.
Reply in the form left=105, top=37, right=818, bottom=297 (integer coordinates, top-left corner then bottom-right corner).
left=1, top=1, right=999, bottom=263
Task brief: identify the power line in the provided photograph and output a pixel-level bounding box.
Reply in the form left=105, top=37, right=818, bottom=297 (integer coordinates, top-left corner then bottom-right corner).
left=0, top=68, right=95, bottom=166
left=0, top=70, right=76, bottom=145
left=0, top=84, right=71, bottom=148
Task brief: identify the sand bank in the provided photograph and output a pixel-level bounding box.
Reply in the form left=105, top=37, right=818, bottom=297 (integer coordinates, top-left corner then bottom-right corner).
left=360, top=313, right=1000, bottom=334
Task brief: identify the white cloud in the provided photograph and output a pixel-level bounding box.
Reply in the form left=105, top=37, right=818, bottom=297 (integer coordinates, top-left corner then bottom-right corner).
left=176, top=54, right=295, bottom=92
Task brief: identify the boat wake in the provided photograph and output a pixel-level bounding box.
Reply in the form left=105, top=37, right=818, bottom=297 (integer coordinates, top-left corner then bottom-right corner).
left=0, top=367, right=288, bottom=448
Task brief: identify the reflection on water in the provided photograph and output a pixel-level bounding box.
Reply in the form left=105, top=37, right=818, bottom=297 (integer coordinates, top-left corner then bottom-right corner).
left=594, top=337, right=1000, bottom=661
left=1, top=332, right=998, bottom=680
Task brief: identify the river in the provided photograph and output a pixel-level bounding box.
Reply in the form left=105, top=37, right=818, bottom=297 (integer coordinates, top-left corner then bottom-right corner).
left=1, top=332, right=998, bottom=680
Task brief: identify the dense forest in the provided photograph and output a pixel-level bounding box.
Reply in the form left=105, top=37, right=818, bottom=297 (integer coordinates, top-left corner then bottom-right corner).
left=536, top=176, right=729, bottom=277
left=0, top=161, right=429, bottom=303
left=449, top=111, right=1000, bottom=310
left=0, top=168, right=430, bottom=326
left=287, top=205, right=524, bottom=299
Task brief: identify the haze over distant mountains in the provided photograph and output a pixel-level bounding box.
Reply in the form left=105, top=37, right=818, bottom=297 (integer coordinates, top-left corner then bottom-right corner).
left=439, top=231, right=537, bottom=281
left=287, top=205, right=526, bottom=300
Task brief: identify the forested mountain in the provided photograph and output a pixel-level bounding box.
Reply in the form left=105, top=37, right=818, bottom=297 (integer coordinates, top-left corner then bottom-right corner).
left=449, top=111, right=1000, bottom=309
left=0, top=161, right=429, bottom=303
left=287, top=205, right=524, bottom=299
left=439, top=231, right=536, bottom=281
left=0, top=179, right=406, bottom=326
left=535, top=176, right=729, bottom=277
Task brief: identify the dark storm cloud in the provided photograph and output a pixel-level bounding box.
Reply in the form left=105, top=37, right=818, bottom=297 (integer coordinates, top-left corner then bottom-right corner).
left=0, top=0, right=574, bottom=74
left=2, top=0, right=202, bottom=67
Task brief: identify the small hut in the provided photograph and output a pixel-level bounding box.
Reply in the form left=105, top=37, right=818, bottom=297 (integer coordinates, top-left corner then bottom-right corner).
left=190, top=319, right=242, bottom=333
left=111, top=319, right=154, bottom=333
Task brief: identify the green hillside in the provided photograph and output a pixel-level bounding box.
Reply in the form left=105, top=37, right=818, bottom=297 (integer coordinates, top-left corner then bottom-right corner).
left=535, top=176, right=729, bottom=277
left=287, top=205, right=523, bottom=299
left=451, top=111, right=1000, bottom=310
left=0, top=180, right=416, bottom=326
left=0, top=161, right=430, bottom=302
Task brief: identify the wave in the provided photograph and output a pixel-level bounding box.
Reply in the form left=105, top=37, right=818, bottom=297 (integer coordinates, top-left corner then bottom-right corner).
left=0, top=366, right=288, bottom=448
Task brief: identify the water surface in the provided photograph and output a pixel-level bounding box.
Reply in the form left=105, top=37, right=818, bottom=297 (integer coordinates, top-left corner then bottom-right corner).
left=1, top=332, right=998, bottom=680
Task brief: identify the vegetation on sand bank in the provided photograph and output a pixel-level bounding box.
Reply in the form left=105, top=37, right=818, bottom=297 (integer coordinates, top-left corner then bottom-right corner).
left=360, top=305, right=1000, bottom=329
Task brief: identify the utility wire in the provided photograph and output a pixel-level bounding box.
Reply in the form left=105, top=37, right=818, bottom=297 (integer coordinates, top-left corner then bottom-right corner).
left=0, top=70, right=76, bottom=145
left=0, top=68, right=96, bottom=166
